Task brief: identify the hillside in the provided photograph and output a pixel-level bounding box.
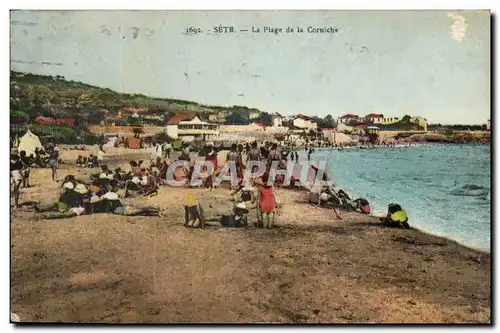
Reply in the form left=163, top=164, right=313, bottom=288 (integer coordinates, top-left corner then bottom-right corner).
left=9, top=71, right=271, bottom=125
left=10, top=71, right=338, bottom=129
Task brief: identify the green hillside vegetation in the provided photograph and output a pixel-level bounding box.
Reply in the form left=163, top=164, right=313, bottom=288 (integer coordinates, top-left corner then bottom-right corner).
left=10, top=71, right=337, bottom=129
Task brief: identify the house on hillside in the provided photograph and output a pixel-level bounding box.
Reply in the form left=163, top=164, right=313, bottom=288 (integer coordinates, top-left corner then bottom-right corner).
left=166, top=113, right=219, bottom=141
left=410, top=116, right=428, bottom=131
left=292, top=114, right=317, bottom=132
left=338, top=114, right=359, bottom=124
left=364, top=113, right=384, bottom=124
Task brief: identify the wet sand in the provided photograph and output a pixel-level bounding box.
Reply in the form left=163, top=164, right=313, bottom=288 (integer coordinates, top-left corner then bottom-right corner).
left=10, top=149, right=491, bottom=323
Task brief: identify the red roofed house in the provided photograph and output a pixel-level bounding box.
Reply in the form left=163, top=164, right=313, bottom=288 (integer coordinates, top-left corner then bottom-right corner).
left=364, top=113, right=384, bottom=124
left=252, top=122, right=267, bottom=129
left=34, top=116, right=75, bottom=128
left=292, top=114, right=317, bottom=132
left=166, top=113, right=197, bottom=125
left=166, top=113, right=219, bottom=141
left=338, top=114, right=359, bottom=124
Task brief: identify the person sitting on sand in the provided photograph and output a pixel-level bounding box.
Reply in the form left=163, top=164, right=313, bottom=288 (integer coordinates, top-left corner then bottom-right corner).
left=231, top=183, right=255, bottom=209
left=140, top=171, right=159, bottom=197
left=255, top=173, right=278, bottom=229
left=123, top=176, right=142, bottom=198
left=76, top=155, right=84, bottom=168
left=380, top=203, right=410, bottom=229
left=59, top=174, right=78, bottom=189
left=34, top=182, right=86, bottom=219
left=158, top=159, right=170, bottom=180
left=81, top=156, right=88, bottom=168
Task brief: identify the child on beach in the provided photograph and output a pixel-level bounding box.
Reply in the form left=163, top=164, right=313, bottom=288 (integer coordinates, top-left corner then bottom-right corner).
left=231, top=183, right=255, bottom=209
left=255, top=172, right=278, bottom=229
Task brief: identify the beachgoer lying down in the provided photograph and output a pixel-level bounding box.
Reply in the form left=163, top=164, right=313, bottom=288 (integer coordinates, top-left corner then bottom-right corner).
left=380, top=203, right=410, bottom=229
left=203, top=202, right=249, bottom=229
left=34, top=182, right=163, bottom=219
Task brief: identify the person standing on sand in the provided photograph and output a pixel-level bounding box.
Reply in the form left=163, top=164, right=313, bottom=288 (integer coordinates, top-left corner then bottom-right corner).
left=247, top=141, right=261, bottom=162
left=255, top=173, right=278, bottom=229
left=10, top=151, right=23, bottom=208
left=19, top=150, right=31, bottom=188
left=204, top=146, right=218, bottom=190
left=164, top=141, right=172, bottom=159
left=48, top=147, right=59, bottom=181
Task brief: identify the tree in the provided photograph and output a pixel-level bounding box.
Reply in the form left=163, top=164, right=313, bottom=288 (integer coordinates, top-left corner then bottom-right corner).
left=401, top=115, right=412, bottom=123
left=259, top=112, right=273, bottom=126
left=227, top=110, right=249, bottom=125
left=324, top=114, right=335, bottom=127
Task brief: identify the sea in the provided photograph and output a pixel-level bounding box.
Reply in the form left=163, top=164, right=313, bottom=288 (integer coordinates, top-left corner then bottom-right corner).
left=305, top=144, right=491, bottom=251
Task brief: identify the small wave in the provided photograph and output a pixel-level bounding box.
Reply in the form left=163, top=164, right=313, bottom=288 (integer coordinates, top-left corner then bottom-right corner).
left=461, top=184, right=489, bottom=190
left=450, top=184, right=490, bottom=197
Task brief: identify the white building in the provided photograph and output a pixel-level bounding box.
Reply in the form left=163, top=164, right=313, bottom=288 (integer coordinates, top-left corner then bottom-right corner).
left=410, top=116, right=428, bottom=131
left=292, top=115, right=317, bottom=132
left=338, top=114, right=360, bottom=124
left=166, top=114, right=219, bottom=141
left=364, top=113, right=384, bottom=124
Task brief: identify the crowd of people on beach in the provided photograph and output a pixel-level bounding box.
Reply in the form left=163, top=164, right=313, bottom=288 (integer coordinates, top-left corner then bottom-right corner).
left=10, top=137, right=411, bottom=230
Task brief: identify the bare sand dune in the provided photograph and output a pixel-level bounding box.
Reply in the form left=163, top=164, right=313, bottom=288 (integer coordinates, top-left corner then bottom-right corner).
left=10, top=152, right=490, bottom=323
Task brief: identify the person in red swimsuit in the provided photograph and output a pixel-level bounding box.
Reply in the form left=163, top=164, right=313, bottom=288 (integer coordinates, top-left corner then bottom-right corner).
left=256, top=172, right=278, bottom=229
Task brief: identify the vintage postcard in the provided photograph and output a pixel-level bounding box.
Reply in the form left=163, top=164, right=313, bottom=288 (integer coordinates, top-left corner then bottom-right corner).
left=10, top=10, right=491, bottom=324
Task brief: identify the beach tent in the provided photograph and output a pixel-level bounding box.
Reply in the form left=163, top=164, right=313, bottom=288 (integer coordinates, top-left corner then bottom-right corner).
left=18, top=130, right=44, bottom=156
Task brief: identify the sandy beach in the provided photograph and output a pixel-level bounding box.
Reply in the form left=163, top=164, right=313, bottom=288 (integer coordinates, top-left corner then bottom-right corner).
left=10, top=148, right=491, bottom=323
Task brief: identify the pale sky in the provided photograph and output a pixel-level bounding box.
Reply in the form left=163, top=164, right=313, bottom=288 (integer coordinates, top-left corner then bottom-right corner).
left=10, top=10, right=490, bottom=124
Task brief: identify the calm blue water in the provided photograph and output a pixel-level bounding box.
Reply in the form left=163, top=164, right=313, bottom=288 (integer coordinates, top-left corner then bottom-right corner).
left=306, top=144, right=491, bottom=251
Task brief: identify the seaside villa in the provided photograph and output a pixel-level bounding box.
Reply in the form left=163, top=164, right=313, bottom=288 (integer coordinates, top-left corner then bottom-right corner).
left=338, top=114, right=359, bottom=124
left=291, top=114, right=318, bottom=133
left=166, top=114, right=219, bottom=142
left=363, top=113, right=400, bottom=125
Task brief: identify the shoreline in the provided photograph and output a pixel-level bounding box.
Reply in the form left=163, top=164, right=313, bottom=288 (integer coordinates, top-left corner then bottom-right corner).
left=55, top=145, right=490, bottom=252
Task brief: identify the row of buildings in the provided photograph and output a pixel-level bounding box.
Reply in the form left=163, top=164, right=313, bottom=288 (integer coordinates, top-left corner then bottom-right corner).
left=89, top=106, right=429, bottom=142
left=338, top=113, right=428, bottom=131
left=158, top=112, right=428, bottom=142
